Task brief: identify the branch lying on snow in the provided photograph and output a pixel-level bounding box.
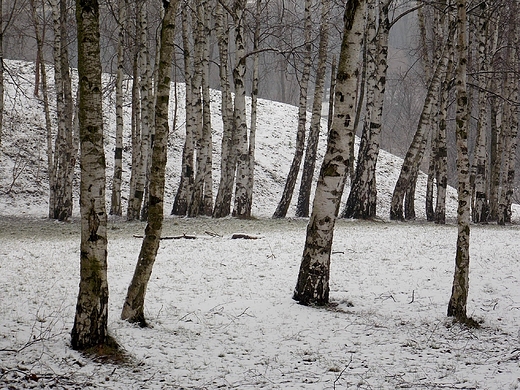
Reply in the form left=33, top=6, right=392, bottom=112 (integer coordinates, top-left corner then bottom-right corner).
left=231, top=233, right=260, bottom=240
left=133, top=234, right=196, bottom=240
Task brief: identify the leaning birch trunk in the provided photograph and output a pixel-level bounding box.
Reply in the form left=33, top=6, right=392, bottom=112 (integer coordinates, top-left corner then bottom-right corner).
left=172, top=3, right=195, bottom=216
left=342, top=0, right=391, bottom=219
left=213, top=3, right=235, bottom=218
left=390, top=29, right=452, bottom=221
left=110, top=0, right=126, bottom=216
left=272, top=0, right=312, bottom=219
left=122, top=0, right=179, bottom=326
left=471, top=3, right=490, bottom=223
left=447, top=0, right=472, bottom=324
left=71, top=0, right=111, bottom=350
left=293, top=0, right=365, bottom=305
left=232, top=0, right=250, bottom=218
left=295, top=0, right=331, bottom=218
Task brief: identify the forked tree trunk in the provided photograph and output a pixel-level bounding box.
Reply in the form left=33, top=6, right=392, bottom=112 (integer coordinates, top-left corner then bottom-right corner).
left=295, top=0, right=331, bottom=219
left=272, top=0, right=312, bottom=219
left=293, top=0, right=365, bottom=306
left=110, top=0, right=126, bottom=216
left=71, top=0, right=110, bottom=350
left=122, top=0, right=179, bottom=326
left=390, top=28, right=453, bottom=221
left=213, top=2, right=235, bottom=218
left=447, top=0, right=471, bottom=323
left=342, top=0, right=391, bottom=219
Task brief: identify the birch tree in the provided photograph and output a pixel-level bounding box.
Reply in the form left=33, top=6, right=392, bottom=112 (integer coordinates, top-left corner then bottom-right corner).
left=122, top=0, right=179, bottom=326
left=213, top=0, right=236, bottom=218
left=390, top=24, right=454, bottom=221
left=293, top=0, right=365, bottom=305
left=232, top=0, right=250, bottom=218
left=342, top=0, right=393, bottom=219
left=71, top=0, right=111, bottom=350
left=272, top=0, right=313, bottom=219
left=50, top=0, right=74, bottom=221
left=172, top=2, right=195, bottom=216
left=447, top=0, right=474, bottom=325
left=110, top=0, right=126, bottom=216
left=295, top=0, right=331, bottom=218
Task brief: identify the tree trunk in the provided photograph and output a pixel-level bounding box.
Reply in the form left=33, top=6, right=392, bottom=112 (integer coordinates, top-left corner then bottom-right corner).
left=293, top=0, right=365, bottom=305
left=497, top=15, right=518, bottom=226
left=110, top=0, right=126, bottom=216
left=127, top=45, right=142, bottom=220
left=390, top=28, right=453, bottom=221
left=447, top=0, right=471, bottom=323
left=295, top=0, right=331, bottom=219
left=122, top=0, right=179, bottom=326
left=342, top=0, right=391, bottom=219
left=51, top=0, right=74, bottom=222
left=272, top=0, right=312, bottom=219
left=213, top=2, right=235, bottom=218
left=470, top=3, right=490, bottom=223
left=172, top=3, right=195, bottom=216
left=71, top=0, right=110, bottom=350
left=232, top=0, right=250, bottom=218
left=188, top=0, right=210, bottom=217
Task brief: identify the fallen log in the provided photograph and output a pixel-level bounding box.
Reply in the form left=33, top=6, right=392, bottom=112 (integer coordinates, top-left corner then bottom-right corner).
left=133, top=234, right=197, bottom=240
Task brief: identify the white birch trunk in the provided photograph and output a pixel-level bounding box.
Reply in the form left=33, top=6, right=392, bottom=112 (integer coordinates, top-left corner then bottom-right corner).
left=110, top=0, right=126, bottom=216
left=232, top=0, right=250, bottom=218
left=447, top=0, right=473, bottom=324
left=293, top=0, right=365, bottom=305
left=71, top=0, right=110, bottom=350
left=273, top=0, right=312, bottom=219
left=122, top=0, right=179, bottom=326
left=213, top=2, right=236, bottom=218
left=295, top=0, right=331, bottom=218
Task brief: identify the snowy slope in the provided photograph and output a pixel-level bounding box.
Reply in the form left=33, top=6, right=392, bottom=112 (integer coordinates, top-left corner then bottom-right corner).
left=0, top=59, right=469, bottom=221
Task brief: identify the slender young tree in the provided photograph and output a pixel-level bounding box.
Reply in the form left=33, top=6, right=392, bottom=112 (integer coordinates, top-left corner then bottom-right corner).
left=213, top=0, right=236, bottom=218
left=51, top=0, right=74, bottom=221
left=122, top=0, right=179, bottom=326
left=293, top=0, right=365, bottom=305
left=272, top=0, right=313, bottom=219
left=390, top=25, right=454, bottom=221
left=110, top=0, right=126, bottom=216
left=232, top=0, right=250, bottom=218
left=295, top=0, right=331, bottom=218
left=172, top=2, right=195, bottom=216
left=470, top=1, right=491, bottom=223
left=71, top=0, right=111, bottom=350
left=447, top=0, right=473, bottom=324
left=342, top=0, right=392, bottom=219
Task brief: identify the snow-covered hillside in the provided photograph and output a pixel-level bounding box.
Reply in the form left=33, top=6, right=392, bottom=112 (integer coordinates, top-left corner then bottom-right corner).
left=0, top=59, right=469, bottom=221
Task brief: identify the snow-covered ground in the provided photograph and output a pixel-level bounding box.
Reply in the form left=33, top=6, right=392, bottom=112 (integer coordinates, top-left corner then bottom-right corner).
left=1, top=60, right=520, bottom=389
